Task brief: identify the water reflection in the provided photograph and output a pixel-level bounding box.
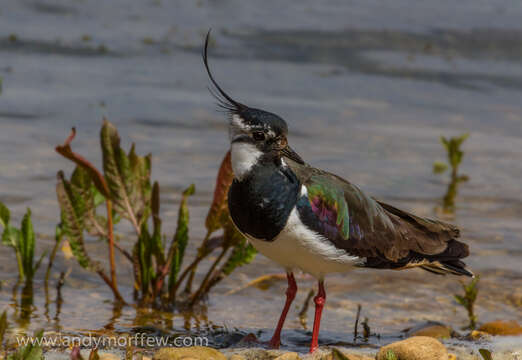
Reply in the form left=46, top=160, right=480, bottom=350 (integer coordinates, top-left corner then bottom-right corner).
left=11, top=280, right=34, bottom=330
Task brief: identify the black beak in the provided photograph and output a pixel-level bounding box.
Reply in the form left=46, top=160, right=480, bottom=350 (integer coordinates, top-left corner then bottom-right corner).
left=281, top=146, right=305, bottom=165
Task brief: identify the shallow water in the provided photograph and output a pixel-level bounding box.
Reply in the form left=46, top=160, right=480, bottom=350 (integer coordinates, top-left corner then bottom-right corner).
left=0, top=0, right=521, bottom=352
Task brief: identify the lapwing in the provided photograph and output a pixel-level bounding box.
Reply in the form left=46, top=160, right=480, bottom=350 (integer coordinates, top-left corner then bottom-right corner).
left=202, top=32, right=472, bottom=353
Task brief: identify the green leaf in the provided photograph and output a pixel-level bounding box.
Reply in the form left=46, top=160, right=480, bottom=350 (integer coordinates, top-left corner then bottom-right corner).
left=136, top=223, right=154, bottom=295
left=168, top=185, right=195, bottom=289
left=151, top=181, right=163, bottom=261
left=56, top=171, right=98, bottom=271
left=222, top=237, right=257, bottom=276
left=385, top=350, right=398, bottom=360
left=0, top=201, right=10, bottom=229
left=20, top=209, right=36, bottom=279
left=433, top=161, right=448, bottom=174
left=478, top=349, right=493, bottom=360
left=7, top=329, right=44, bottom=360
left=101, top=121, right=151, bottom=231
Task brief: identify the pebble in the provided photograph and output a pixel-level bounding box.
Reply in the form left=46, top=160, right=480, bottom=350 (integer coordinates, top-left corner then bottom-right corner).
left=478, top=320, right=522, bottom=336
left=376, top=336, right=448, bottom=360
left=152, top=346, right=226, bottom=360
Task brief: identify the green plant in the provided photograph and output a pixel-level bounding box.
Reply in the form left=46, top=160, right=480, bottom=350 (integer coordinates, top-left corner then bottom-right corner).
left=454, top=275, right=479, bottom=330
left=55, top=120, right=255, bottom=307
left=0, top=203, right=46, bottom=282
left=385, top=350, right=398, bottom=360
left=6, top=329, right=44, bottom=360
left=433, top=133, right=469, bottom=179
left=433, top=133, right=469, bottom=212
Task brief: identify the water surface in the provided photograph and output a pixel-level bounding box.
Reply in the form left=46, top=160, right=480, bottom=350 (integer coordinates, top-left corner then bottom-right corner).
left=0, top=0, right=521, bottom=352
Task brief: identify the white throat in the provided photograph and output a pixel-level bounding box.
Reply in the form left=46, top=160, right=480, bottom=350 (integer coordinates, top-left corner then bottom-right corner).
left=230, top=142, right=262, bottom=180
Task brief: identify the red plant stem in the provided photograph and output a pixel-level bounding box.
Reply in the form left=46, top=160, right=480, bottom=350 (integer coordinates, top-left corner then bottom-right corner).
left=97, top=269, right=124, bottom=304
left=189, top=246, right=228, bottom=306
left=106, top=199, right=119, bottom=299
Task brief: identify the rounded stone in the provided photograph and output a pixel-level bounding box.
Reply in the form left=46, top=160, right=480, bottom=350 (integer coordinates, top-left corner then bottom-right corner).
left=478, top=320, right=522, bottom=336
left=153, top=346, right=226, bottom=360
left=376, top=336, right=448, bottom=360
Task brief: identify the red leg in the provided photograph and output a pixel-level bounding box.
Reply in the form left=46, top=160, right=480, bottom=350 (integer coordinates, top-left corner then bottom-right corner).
left=309, top=280, right=326, bottom=353
left=268, top=272, right=297, bottom=349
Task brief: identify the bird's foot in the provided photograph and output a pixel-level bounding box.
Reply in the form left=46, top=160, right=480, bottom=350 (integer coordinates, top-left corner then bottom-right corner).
left=267, top=337, right=281, bottom=349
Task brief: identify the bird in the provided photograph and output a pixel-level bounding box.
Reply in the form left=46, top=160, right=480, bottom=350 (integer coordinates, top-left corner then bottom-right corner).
left=202, top=32, right=472, bottom=353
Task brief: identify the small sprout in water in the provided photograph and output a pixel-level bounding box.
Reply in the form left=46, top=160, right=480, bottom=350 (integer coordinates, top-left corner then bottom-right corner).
left=433, top=161, right=448, bottom=174
left=433, top=133, right=469, bottom=180
left=385, top=350, right=398, bottom=360
left=433, top=133, right=469, bottom=212
left=454, top=275, right=480, bottom=330
left=362, top=317, right=371, bottom=340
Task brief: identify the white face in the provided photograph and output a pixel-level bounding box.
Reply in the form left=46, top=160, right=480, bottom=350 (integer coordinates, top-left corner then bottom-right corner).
left=230, top=142, right=263, bottom=181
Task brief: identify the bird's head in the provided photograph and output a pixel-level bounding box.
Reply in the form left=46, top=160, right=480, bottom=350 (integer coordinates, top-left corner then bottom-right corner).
left=203, top=31, right=304, bottom=180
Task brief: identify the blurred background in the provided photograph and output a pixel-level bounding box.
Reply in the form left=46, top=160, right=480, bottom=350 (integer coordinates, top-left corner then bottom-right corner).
left=0, top=0, right=521, bottom=351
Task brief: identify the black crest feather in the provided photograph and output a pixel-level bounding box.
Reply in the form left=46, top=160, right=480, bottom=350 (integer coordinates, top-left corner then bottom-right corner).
left=203, top=30, right=245, bottom=113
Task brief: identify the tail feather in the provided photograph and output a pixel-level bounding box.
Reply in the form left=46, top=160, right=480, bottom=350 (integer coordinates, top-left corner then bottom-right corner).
left=421, top=260, right=473, bottom=277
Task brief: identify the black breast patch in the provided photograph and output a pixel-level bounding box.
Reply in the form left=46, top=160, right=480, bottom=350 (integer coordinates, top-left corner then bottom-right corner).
left=228, top=163, right=300, bottom=241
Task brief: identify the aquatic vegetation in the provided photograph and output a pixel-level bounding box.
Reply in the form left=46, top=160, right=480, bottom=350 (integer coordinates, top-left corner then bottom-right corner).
left=384, top=350, right=398, bottom=360
left=5, top=330, right=44, bottom=360
left=55, top=120, right=253, bottom=307
left=0, top=203, right=46, bottom=282
left=454, top=275, right=479, bottom=330
left=433, top=133, right=469, bottom=212
left=478, top=348, right=492, bottom=360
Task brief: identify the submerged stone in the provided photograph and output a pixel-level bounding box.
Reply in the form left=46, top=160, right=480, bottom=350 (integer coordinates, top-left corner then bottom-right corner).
left=405, top=321, right=452, bottom=339
left=153, top=346, right=226, bottom=360
left=376, top=336, right=448, bottom=360
left=478, top=320, right=522, bottom=336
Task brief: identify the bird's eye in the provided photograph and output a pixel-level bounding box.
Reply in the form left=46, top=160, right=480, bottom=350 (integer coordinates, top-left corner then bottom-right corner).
left=252, top=131, right=265, bottom=141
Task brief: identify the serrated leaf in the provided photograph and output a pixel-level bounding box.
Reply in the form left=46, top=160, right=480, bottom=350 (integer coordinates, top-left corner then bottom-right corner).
left=101, top=121, right=151, bottom=231
left=205, top=151, right=234, bottom=234
left=56, top=171, right=98, bottom=271
left=168, top=185, right=195, bottom=289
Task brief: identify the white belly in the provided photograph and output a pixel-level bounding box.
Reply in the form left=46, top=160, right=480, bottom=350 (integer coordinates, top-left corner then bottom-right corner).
left=246, top=208, right=363, bottom=279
